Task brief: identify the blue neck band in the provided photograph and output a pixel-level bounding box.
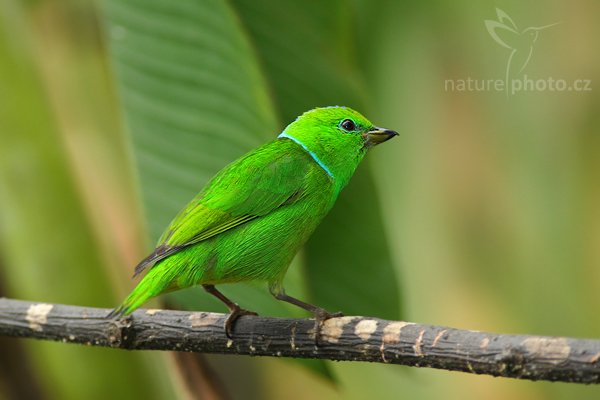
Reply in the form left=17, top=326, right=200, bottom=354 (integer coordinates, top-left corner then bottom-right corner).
left=278, top=132, right=334, bottom=179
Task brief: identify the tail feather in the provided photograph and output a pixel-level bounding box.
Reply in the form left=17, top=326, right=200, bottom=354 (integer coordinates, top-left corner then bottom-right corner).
left=133, top=244, right=182, bottom=278
left=108, top=265, right=172, bottom=319
left=107, top=289, right=152, bottom=319
left=106, top=304, right=129, bottom=319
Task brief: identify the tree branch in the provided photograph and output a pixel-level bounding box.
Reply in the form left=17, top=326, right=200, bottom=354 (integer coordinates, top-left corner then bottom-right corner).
left=1, top=298, right=598, bottom=384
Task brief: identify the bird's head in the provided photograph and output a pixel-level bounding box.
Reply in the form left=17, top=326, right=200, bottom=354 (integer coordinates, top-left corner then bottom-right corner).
left=523, top=22, right=561, bottom=43
left=279, top=106, right=398, bottom=188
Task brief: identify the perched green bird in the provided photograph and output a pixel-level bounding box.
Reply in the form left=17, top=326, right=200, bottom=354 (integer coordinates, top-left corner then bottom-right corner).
left=109, top=106, right=397, bottom=336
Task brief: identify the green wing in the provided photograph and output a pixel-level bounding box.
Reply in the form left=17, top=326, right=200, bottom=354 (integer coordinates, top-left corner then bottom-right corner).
left=133, top=141, right=311, bottom=276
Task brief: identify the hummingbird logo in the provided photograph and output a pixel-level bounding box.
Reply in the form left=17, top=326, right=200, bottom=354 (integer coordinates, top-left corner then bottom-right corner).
left=485, top=8, right=560, bottom=95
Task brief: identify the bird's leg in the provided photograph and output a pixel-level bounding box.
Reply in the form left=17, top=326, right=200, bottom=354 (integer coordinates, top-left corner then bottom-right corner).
left=202, top=284, right=258, bottom=338
left=269, top=283, right=342, bottom=345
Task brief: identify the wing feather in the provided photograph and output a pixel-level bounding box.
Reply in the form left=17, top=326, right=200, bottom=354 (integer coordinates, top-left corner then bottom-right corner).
left=133, top=141, right=311, bottom=276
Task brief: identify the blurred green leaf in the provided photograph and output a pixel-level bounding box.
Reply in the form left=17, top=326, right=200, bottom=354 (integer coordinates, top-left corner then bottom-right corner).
left=105, top=0, right=401, bottom=322
left=231, top=0, right=402, bottom=319
left=103, top=0, right=305, bottom=320
left=102, top=0, right=335, bottom=383
left=230, top=0, right=365, bottom=122
left=0, top=6, right=176, bottom=400
left=104, top=0, right=278, bottom=240
left=304, top=167, right=401, bottom=319
left=104, top=0, right=383, bottom=382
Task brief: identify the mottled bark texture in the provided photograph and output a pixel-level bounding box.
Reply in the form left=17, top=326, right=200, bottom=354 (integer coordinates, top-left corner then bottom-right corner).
left=1, top=298, right=599, bottom=384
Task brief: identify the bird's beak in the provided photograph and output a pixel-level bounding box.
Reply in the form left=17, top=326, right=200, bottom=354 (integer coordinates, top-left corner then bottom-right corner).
left=533, top=21, right=562, bottom=31
left=364, top=126, right=399, bottom=147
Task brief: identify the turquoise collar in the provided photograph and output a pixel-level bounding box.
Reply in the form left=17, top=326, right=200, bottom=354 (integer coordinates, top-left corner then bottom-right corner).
left=278, top=133, right=334, bottom=179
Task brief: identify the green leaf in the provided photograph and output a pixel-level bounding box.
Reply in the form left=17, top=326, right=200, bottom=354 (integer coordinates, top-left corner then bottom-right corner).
left=104, top=0, right=400, bottom=383
left=230, top=0, right=402, bottom=319
left=103, top=0, right=342, bottom=381
left=105, top=0, right=296, bottom=312
left=104, top=0, right=279, bottom=242
left=104, top=0, right=338, bottom=381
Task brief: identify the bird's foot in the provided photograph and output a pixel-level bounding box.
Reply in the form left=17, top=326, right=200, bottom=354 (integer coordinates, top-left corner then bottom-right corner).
left=312, top=308, right=344, bottom=346
left=224, top=306, right=258, bottom=339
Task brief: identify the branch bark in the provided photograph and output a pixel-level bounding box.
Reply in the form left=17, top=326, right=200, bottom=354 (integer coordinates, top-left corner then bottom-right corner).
left=1, top=297, right=598, bottom=384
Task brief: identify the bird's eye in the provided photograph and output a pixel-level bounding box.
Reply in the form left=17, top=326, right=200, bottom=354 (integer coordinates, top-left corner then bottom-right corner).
left=340, top=119, right=356, bottom=132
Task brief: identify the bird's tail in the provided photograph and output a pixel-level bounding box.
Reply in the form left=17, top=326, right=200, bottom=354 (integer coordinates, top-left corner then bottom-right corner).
left=107, top=267, right=170, bottom=319
left=107, top=288, right=150, bottom=319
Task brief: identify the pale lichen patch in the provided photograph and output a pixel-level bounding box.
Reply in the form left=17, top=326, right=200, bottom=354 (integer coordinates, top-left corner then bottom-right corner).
left=26, top=303, right=53, bottom=332
left=380, top=321, right=412, bottom=363
left=354, top=320, right=378, bottom=341
left=145, top=309, right=160, bottom=315
left=432, top=330, right=447, bottom=347
left=382, top=321, right=413, bottom=344
left=291, top=324, right=297, bottom=350
left=189, top=312, right=220, bottom=328
left=321, top=316, right=356, bottom=343
left=480, top=337, right=490, bottom=349
left=226, top=339, right=233, bottom=348
left=414, top=329, right=426, bottom=357
left=522, top=337, right=570, bottom=363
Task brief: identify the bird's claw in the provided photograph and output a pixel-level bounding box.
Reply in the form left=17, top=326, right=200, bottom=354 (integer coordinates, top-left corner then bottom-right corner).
left=224, top=307, right=258, bottom=339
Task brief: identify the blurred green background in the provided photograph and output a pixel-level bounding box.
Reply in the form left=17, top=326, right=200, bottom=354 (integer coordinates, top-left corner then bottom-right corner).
left=0, top=0, right=599, bottom=399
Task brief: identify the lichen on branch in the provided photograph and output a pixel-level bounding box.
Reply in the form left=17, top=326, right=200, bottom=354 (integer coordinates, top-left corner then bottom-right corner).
left=0, top=298, right=599, bottom=384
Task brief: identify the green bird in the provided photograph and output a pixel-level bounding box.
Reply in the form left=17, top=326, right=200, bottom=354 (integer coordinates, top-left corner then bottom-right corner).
left=109, top=106, right=398, bottom=337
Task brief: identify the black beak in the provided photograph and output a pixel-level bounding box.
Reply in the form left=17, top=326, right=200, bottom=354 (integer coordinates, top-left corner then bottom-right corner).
left=364, top=126, right=399, bottom=147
